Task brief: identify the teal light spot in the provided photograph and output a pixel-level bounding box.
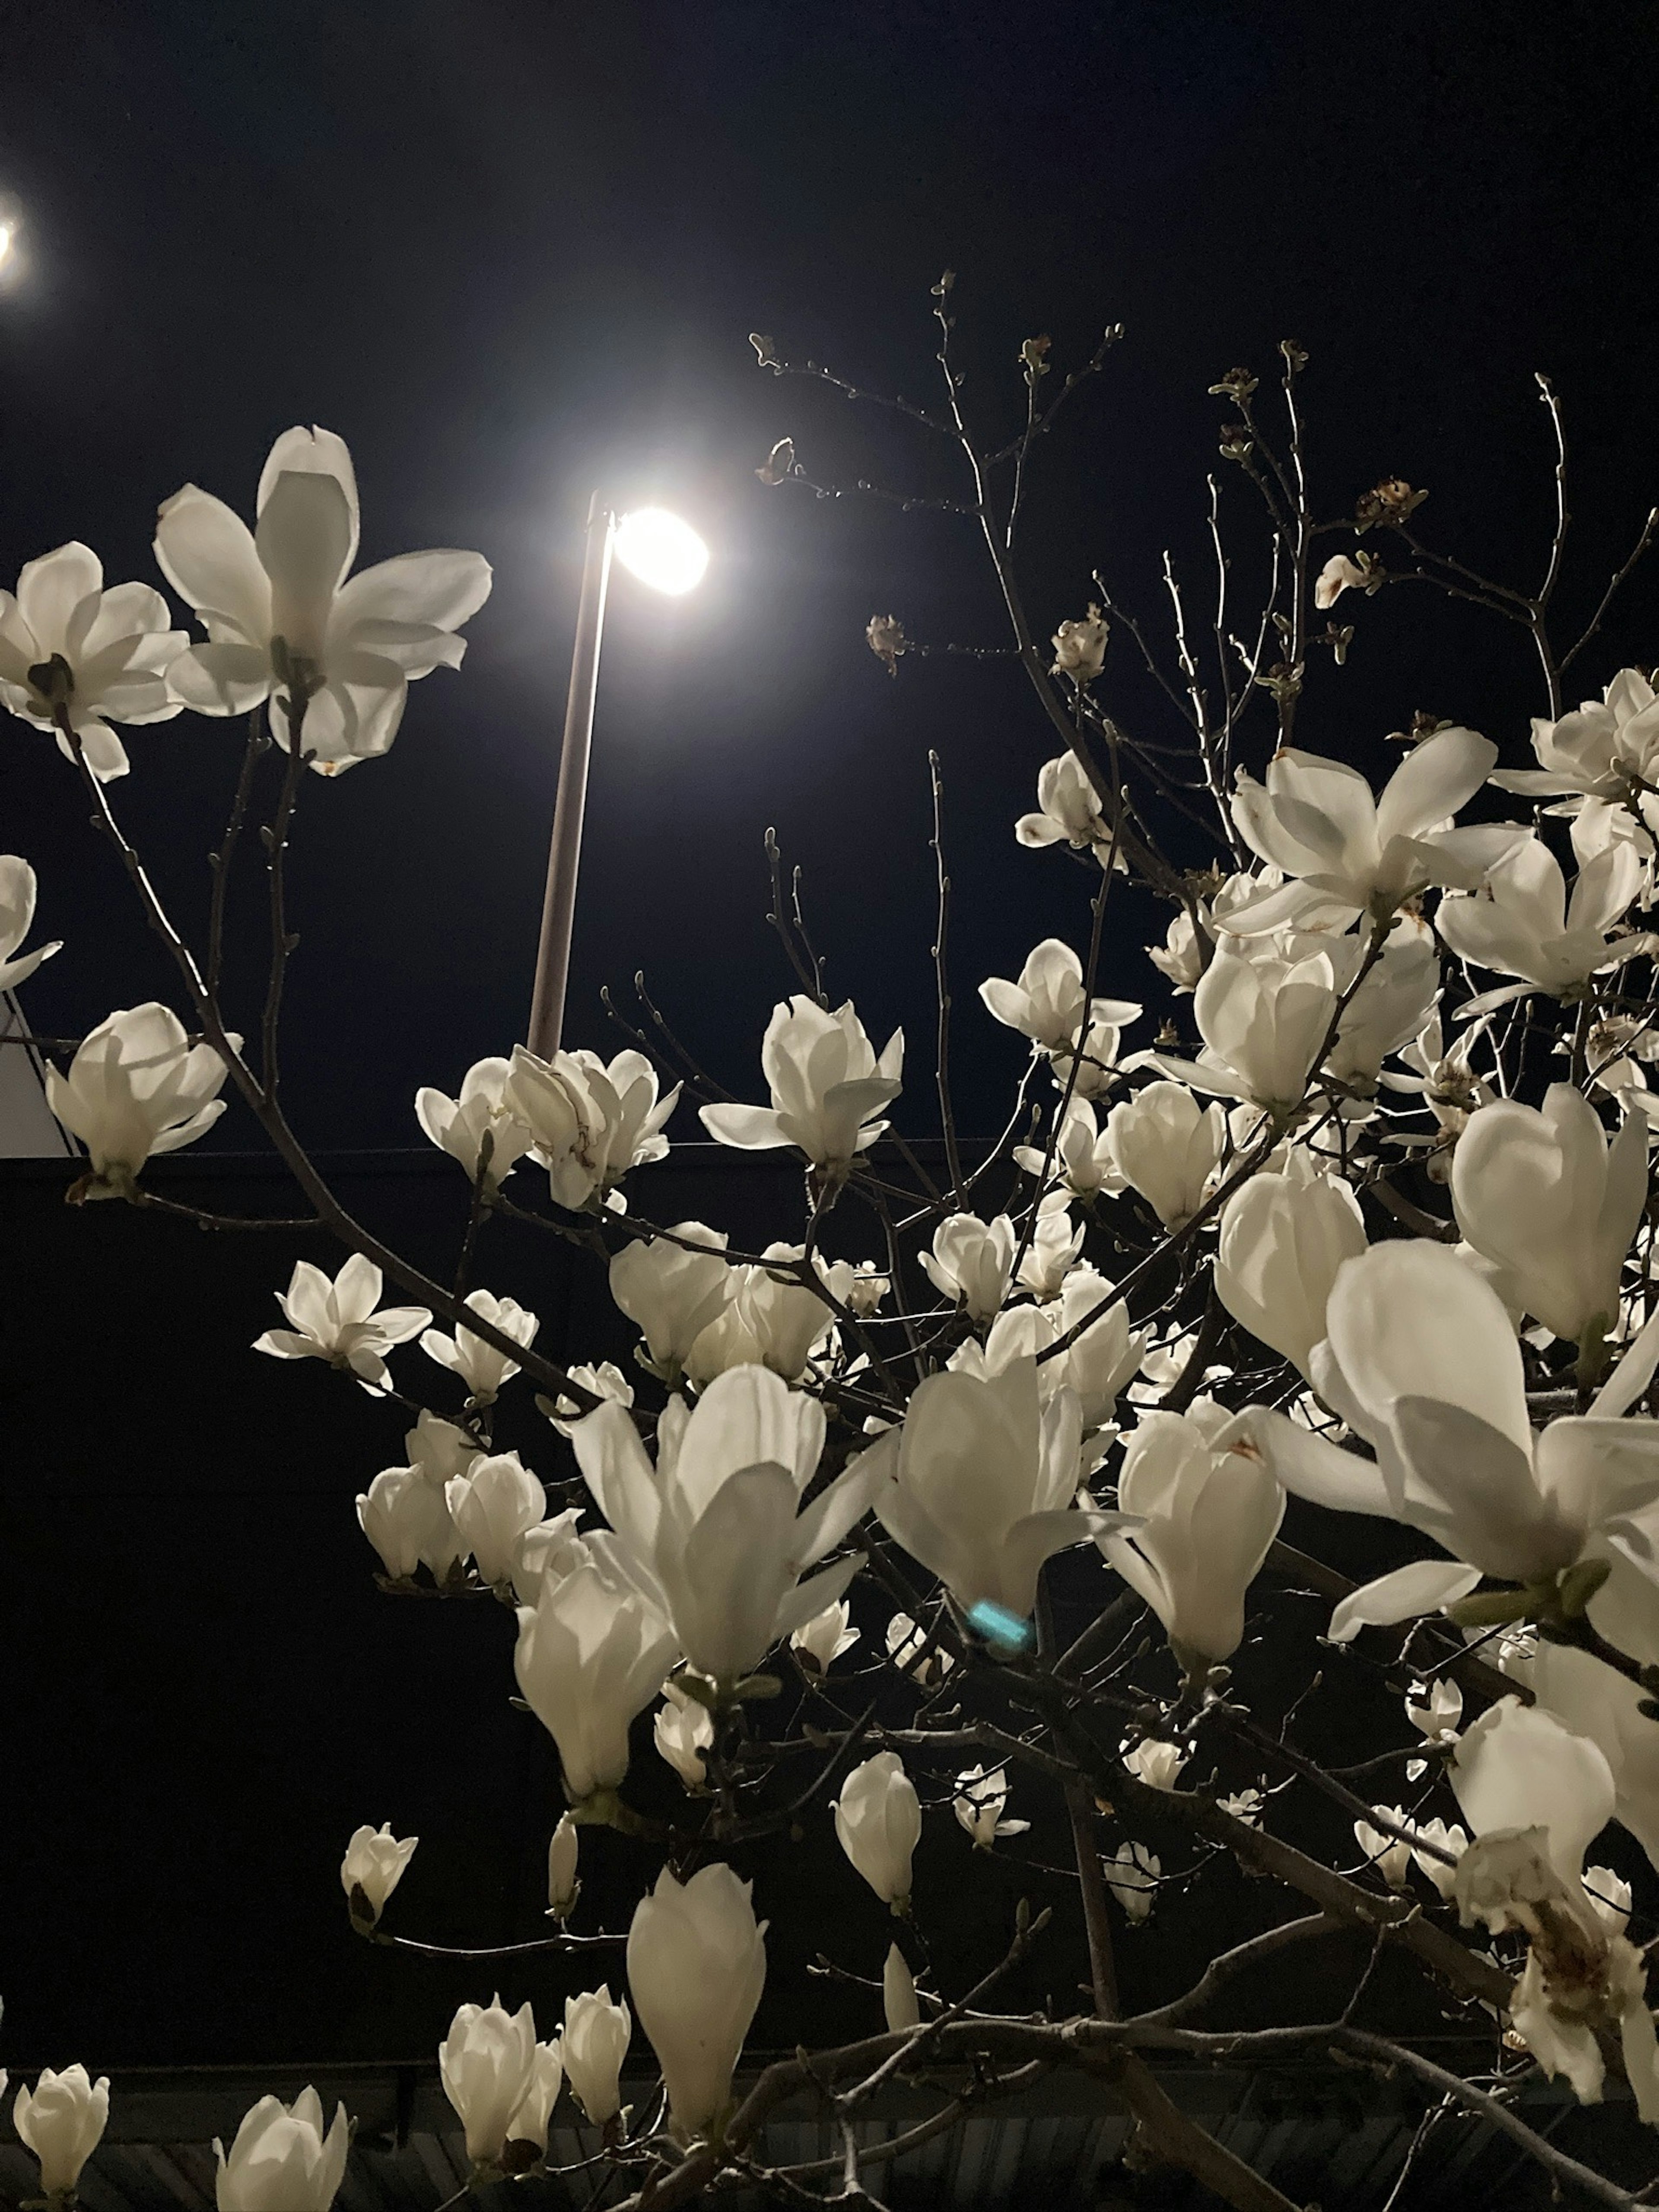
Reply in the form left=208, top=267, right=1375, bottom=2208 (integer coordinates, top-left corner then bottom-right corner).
left=966, top=1600, right=1034, bottom=1651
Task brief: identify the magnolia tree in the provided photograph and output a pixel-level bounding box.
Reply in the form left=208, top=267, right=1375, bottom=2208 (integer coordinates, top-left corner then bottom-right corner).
left=10, top=292, right=1659, bottom=2212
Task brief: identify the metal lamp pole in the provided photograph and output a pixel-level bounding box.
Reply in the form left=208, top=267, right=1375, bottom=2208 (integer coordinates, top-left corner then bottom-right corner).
left=528, top=495, right=614, bottom=1060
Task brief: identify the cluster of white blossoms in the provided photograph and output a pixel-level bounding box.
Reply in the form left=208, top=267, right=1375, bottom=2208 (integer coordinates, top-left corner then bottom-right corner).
left=20, top=404, right=1659, bottom=2207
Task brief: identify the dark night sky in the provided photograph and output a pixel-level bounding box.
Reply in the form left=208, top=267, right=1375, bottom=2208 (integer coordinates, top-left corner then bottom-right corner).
left=3, top=1, right=1659, bottom=1144
left=6, top=0, right=1659, bottom=2087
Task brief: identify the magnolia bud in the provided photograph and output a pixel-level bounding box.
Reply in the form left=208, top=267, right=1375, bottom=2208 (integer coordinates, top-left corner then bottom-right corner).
left=340, top=1823, right=417, bottom=1924
left=14, top=2067, right=111, bottom=2199
left=882, top=1944, right=920, bottom=2032
left=546, top=1813, right=580, bottom=1921
left=833, top=1752, right=921, bottom=1911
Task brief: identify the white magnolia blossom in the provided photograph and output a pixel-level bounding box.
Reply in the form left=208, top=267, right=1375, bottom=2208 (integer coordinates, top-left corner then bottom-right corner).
left=48, top=1003, right=234, bottom=1190
left=340, top=1822, right=418, bottom=1923
left=356, top=1463, right=462, bottom=1582
left=415, top=1058, right=537, bottom=1187
left=921, top=1212, right=1018, bottom=1322
left=1103, top=1842, right=1159, bottom=1921
left=1489, top=669, right=1659, bottom=819
left=254, top=1255, right=431, bottom=1389
left=1533, top=1637, right=1659, bottom=1875
left=546, top=1362, right=636, bottom=1440
left=790, top=1597, right=860, bottom=1673
left=513, top=1548, right=678, bottom=1801
left=627, top=1863, right=768, bottom=2140
left=1408, top=1817, right=1469, bottom=1900
left=1323, top=928, right=1442, bottom=1094
left=1156, top=947, right=1340, bottom=1114
left=1452, top=1084, right=1645, bottom=1345
left=1406, top=1678, right=1464, bottom=1744
left=1436, top=836, right=1655, bottom=1005
left=571, top=1365, right=884, bottom=1688
left=1588, top=1869, right=1635, bottom=1937
left=213, top=2088, right=350, bottom=2212
left=507, top=2043, right=565, bottom=2158
left=1050, top=606, right=1107, bottom=681
left=1218, top=1788, right=1265, bottom=1826
left=156, top=424, right=492, bottom=772
left=0, top=856, right=59, bottom=990
left=1249, top=1241, right=1659, bottom=1643
left=14, top=2066, right=111, bottom=2199
left=407, top=1408, right=483, bottom=1485
left=1013, top=1095, right=1128, bottom=1200
left=684, top=1244, right=851, bottom=1387
left=439, top=1996, right=537, bottom=2168
left=949, top=1278, right=1145, bottom=1440
left=447, top=1452, right=546, bottom=1586
left=952, top=1763, right=1031, bottom=1847
left=506, top=1046, right=680, bottom=1212
left=422, top=1289, right=540, bottom=1403
left=700, top=995, right=903, bottom=1176
left=1102, top=1399, right=1285, bottom=1667
left=886, top=1612, right=955, bottom=1684
left=834, top=1751, right=922, bottom=1908
left=1313, top=552, right=1371, bottom=610
left=1122, top=1738, right=1189, bottom=1791
left=1214, top=1146, right=1368, bottom=1374
left=654, top=1679, right=715, bottom=1789
left=1379, top=1011, right=1494, bottom=1163
left=0, top=540, right=186, bottom=780
left=1015, top=1195, right=1086, bottom=1297
left=868, top=1359, right=1130, bottom=1619
left=845, top=1261, right=891, bottom=1315
left=561, top=1987, right=631, bottom=2126
left=883, top=1944, right=921, bottom=2031
left=547, top=1813, right=581, bottom=1920
left=1227, top=727, right=1507, bottom=928
left=1353, top=1810, right=1414, bottom=1890
left=510, top=1508, right=590, bottom=1607
left=1015, top=750, right=1115, bottom=859
left=1104, top=1081, right=1227, bottom=1230
left=610, top=1223, right=733, bottom=1380
left=979, top=938, right=1139, bottom=1055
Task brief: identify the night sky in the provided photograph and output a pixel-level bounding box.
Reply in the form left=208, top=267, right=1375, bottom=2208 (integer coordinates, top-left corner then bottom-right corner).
left=5, top=2, right=1659, bottom=1145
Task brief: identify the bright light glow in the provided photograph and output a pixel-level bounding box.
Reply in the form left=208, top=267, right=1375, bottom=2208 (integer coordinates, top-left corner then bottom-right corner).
left=613, top=508, right=709, bottom=596
left=0, top=226, right=14, bottom=269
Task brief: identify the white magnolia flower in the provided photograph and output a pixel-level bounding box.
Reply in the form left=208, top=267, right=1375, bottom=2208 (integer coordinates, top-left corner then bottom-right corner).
left=514, top=1547, right=678, bottom=1801
left=1218, top=1788, right=1265, bottom=1826
left=700, top=996, right=903, bottom=1177
left=415, top=1058, right=537, bottom=1187
left=886, top=1611, right=955, bottom=1684
left=1016, top=750, right=1115, bottom=858
left=654, top=1679, right=715, bottom=1789
left=510, top=1509, right=590, bottom=1606
left=356, top=1463, right=462, bottom=1582
left=1104, top=1081, right=1227, bottom=1229
left=1452, top=1084, right=1646, bottom=1345
left=214, top=2088, right=349, bottom=2212
left=0, top=540, right=186, bottom=780
left=1354, top=1810, right=1414, bottom=1889
left=254, top=1255, right=431, bottom=1389
left=867, top=1358, right=1131, bottom=1619
left=1249, top=1241, right=1659, bottom=1643
left=545, top=1361, right=636, bottom=1439
left=883, top=1944, right=921, bottom=2031
left=921, top=1212, right=1018, bottom=1322
left=952, top=1763, right=1031, bottom=1847
left=546, top=1813, right=581, bottom=1920
left=157, top=424, right=491, bottom=773
left=1050, top=606, right=1107, bottom=681
left=790, top=1598, right=860, bottom=1674
left=1532, top=1637, right=1659, bottom=1877
left=1154, top=947, right=1340, bottom=1115
left=1049, top=1269, right=1148, bottom=1431
left=506, top=2042, right=565, bottom=2158
left=627, top=1864, right=767, bottom=2140
left=439, top=1996, right=537, bottom=2168
left=1214, top=1146, right=1368, bottom=1374
left=1490, top=669, right=1659, bottom=812
left=1406, top=1678, right=1463, bottom=1744
left=1587, top=1868, right=1634, bottom=1938
left=1313, top=552, right=1371, bottom=610
left=1436, top=836, right=1656, bottom=1005
left=406, top=1408, right=483, bottom=1485
left=1103, top=1842, right=1159, bottom=1921
left=1408, top=1817, right=1469, bottom=1900
left=1122, top=1738, right=1189, bottom=1792
left=845, top=1261, right=890, bottom=1315
left=834, top=1751, right=922, bottom=1907
left=340, top=1822, right=417, bottom=1923
left=447, top=1452, right=546, bottom=1586
left=0, top=856, right=59, bottom=990
left=1015, top=1194, right=1086, bottom=1297
left=571, top=1365, right=884, bottom=1688
left=1322, top=928, right=1442, bottom=1094
left=683, top=1244, right=852, bottom=1387
left=422, top=1289, right=540, bottom=1403
left=1228, top=727, right=1507, bottom=928
left=506, top=1046, right=679, bottom=1211
left=610, top=1223, right=733, bottom=1380
left=562, top=1987, right=631, bottom=2126
left=979, top=938, right=1139, bottom=1054
left=1103, top=1400, right=1285, bottom=1667
left=48, top=1003, right=234, bottom=1191
left=1013, top=1095, right=1128, bottom=1200
left=14, top=2066, right=110, bottom=2199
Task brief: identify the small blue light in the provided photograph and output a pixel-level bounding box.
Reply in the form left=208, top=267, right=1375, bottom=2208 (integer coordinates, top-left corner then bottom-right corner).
left=966, top=1600, right=1035, bottom=1652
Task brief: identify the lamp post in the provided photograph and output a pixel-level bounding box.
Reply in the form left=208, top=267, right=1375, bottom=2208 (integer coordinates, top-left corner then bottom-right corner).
left=527, top=498, right=709, bottom=1059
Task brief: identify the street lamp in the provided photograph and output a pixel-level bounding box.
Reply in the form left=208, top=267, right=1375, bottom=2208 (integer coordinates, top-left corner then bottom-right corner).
left=527, top=497, right=709, bottom=1059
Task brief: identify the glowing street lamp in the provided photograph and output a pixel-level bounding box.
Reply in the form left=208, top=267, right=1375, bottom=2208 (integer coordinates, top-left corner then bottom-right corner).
left=527, top=498, right=709, bottom=1060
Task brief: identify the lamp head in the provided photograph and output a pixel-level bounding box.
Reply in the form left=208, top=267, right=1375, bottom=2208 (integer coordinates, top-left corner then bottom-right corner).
left=613, top=507, right=709, bottom=596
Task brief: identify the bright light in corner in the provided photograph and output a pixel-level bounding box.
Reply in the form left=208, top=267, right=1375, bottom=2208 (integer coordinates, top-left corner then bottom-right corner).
left=0, top=224, right=14, bottom=270
left=614, top=507, right=709, bottom=596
